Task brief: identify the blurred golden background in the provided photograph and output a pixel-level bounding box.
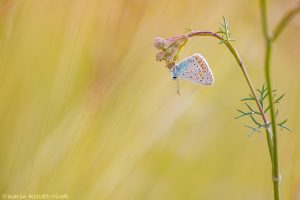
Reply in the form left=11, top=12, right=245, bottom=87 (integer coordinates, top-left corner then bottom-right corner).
left=0, top=0, right=300, bottom=199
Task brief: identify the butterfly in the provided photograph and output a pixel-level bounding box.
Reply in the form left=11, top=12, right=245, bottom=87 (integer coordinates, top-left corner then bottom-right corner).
left=170, top=53, right=214, bottom=95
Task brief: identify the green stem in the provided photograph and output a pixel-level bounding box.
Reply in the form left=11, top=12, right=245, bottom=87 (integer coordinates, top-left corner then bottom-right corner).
left=272, top=5, right=300, bottom=42
left=260, top=2, right=300, bottom=199
left=260, top=0, right=280, bottom=199
left=260, top=0, right=269, bottom=39
left=187, top=31, right=274, bottom=161
left=265, top=39, right=280, bottom=200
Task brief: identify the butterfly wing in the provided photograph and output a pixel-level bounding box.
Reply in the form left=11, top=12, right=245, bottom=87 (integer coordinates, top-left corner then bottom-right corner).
left=176, top=54, right=214, bottom=85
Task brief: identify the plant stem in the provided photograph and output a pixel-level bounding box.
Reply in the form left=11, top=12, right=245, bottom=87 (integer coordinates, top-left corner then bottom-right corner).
left=260, top=0, right=280, bottom=199
left=265, top=39, right=280, bottom=200
left=272, top=4, right=300, bottom=42
left=260, top=1, right=300, bottom=199
left=187, top=31, right=274, bottom=161
left=185, top=4, right=300, bottom=198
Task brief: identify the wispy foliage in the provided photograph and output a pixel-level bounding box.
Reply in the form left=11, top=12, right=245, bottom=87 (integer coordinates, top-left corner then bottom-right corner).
left=216, top=16, right=236, bottom=44
left=236, top=84, right=291, bottom=134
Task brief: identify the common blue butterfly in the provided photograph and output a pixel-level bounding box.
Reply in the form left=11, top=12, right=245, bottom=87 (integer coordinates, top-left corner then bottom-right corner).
left=170, top=54, right=214, bottom=94
left=171, top=53, right=214, bottom=84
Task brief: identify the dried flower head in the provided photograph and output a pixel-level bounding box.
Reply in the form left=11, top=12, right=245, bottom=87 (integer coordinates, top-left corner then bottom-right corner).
left=154, top=34, right=189, bottom=69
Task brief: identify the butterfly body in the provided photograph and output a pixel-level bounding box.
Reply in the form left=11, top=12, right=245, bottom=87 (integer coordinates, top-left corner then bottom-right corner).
left=171, top=54, right=214, bottom=85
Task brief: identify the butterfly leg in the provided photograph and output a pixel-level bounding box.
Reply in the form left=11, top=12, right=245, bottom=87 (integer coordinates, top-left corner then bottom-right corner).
left=176, top=78, right=180, bottom=96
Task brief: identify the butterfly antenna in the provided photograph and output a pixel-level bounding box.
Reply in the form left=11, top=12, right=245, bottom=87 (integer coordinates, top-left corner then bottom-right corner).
left=176, top=78, right=181, bottom=96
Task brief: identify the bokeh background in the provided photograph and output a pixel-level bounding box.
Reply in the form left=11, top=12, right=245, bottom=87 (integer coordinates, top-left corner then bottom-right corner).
left=0, top=0, right=300, bottom=199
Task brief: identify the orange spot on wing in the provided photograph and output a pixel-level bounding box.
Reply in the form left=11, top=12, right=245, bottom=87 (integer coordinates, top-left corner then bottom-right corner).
left=201, top=65, right=207, bottom=72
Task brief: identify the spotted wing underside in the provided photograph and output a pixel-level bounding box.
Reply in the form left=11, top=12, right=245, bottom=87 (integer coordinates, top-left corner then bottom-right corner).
left=177, top=54, right=214, bottom=85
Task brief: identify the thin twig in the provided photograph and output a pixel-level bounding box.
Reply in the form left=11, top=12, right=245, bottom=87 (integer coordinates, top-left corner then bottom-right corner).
left=187, top=31, right=274, bottom=161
